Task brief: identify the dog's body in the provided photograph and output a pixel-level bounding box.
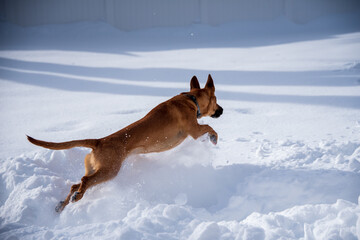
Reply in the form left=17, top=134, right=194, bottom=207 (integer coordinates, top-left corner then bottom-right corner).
left=27, top=75, right=223, bottom=212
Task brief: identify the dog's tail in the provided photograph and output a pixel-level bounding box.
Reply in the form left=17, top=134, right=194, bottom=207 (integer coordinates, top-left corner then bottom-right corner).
left=26, top=135, right=99, bottom=150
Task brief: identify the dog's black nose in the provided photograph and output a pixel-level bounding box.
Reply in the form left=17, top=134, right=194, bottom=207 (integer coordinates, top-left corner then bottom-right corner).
left=211, top=106, right=223, bottom=118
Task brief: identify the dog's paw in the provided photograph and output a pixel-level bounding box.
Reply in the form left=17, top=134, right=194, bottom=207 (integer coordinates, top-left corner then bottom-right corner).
left=210, top=134, right=217, bottom=145
left=71, top=192, right=80, bottom=203
left=55, top=201, right=65, bottom=213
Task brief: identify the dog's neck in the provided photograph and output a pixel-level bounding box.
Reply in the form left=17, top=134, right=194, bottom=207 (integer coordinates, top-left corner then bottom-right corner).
left=184, top=94, right=202, bottom=119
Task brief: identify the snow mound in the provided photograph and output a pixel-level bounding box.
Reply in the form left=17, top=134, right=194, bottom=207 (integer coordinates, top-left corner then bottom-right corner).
left=1, top=138, right=359, bottom=239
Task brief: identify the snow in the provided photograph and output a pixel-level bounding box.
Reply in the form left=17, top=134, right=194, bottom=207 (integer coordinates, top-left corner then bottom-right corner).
left=1, top=12, right=360, bottom=240
left=2, top=0, right=360, bottom=29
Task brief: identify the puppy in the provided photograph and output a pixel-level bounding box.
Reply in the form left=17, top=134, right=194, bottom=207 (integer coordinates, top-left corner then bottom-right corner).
left=27, top=74, right=223, bottom=212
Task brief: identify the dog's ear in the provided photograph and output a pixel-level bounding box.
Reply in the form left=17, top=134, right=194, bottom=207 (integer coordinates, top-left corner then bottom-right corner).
left=190, top=76, right=200, bottom=90
left=205, top=74, right=215, bottom=90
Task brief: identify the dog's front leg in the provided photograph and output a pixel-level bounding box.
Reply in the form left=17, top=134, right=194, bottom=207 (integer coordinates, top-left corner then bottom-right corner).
left=188, top=124, right=218, bottom=145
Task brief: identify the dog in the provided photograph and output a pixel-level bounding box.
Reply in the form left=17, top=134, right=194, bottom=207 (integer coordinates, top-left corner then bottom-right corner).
left=27, top=74, right=223, bottom=212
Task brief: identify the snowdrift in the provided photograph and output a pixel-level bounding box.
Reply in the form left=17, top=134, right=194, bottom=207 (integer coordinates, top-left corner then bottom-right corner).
left=1, top=139, right=360, bottom=239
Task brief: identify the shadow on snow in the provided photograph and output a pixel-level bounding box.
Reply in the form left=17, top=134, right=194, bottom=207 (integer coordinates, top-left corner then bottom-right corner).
left=1, top=57, right=360, bottom=109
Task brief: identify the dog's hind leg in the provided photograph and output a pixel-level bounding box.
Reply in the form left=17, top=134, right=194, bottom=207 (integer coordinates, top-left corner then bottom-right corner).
left=55, top=154, right=95, bottom=212
left=55, top=183, right=81, bottom=212
left=84, top=153, right=95, bottom=176
left=71, top=166, right=120, bottom=203
left=55, top=166, right=114, bottom=212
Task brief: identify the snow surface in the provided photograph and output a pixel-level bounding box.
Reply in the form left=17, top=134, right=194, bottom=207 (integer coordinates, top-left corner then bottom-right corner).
left=2, top=0, right=360, bottom=29
left=1, top=12, right=360, bottom=240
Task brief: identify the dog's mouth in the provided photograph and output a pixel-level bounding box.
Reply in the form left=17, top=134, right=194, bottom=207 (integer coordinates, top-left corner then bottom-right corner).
left=211, top=106, right=223, bottom=118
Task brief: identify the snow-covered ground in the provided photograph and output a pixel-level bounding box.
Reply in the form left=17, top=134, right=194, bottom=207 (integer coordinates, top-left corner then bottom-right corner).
left=1, top=12, right=360, bottom=239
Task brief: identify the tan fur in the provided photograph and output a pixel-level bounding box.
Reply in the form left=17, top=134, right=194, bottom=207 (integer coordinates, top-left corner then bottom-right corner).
left=27, top=74, right=223, bottom=212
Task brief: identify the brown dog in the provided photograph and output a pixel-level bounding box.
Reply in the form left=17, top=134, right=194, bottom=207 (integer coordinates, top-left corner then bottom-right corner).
left=27, top=74, right=223, bottom=212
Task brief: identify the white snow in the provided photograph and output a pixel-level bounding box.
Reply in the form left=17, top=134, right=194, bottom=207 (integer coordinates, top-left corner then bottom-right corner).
left=1, top=12, right=360, bottom=240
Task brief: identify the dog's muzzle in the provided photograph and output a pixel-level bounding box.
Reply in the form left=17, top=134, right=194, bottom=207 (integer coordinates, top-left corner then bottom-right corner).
left=211, top=105, right=223, bottom=118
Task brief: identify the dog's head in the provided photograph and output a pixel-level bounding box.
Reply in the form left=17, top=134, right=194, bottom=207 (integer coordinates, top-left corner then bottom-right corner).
left=188, top=74, right=223, bottom=118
